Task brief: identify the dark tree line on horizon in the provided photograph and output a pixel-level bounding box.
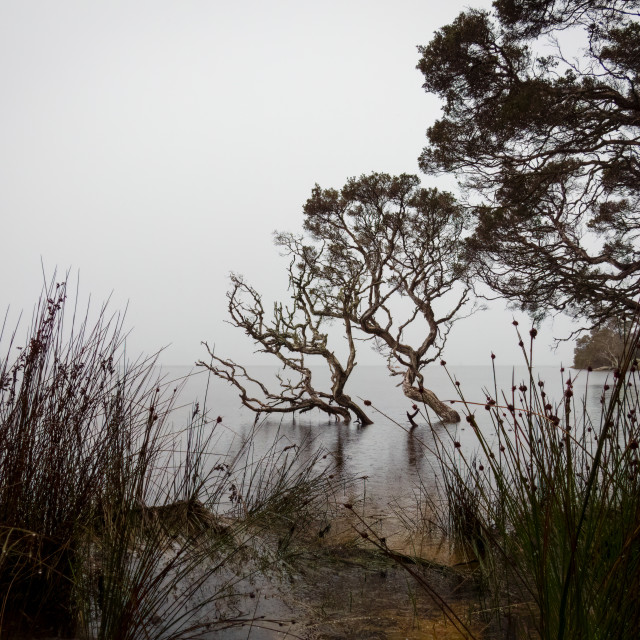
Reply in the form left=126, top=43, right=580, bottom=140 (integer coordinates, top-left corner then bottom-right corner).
left=573, top=318, right=639, bottom=370
left=202, top=0, right=640, bottom=424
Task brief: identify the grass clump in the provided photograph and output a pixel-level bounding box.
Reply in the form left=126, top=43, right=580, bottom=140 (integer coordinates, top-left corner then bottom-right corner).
left=423, top=323, right=640, bottom=639
left=0, top=279, right=336, bottom=639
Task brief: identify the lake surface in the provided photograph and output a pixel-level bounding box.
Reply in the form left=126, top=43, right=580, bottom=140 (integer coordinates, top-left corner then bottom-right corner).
left=157, top=364, right=613, bottom=517
left=147, top=363, right=614, bottom=639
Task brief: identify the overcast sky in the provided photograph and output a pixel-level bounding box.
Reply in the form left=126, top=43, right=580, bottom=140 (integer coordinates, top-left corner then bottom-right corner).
left=0, top=0, right=577, bottom=367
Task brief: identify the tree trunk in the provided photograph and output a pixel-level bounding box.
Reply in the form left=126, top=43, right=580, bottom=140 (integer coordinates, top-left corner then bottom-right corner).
left=330, top=366, right=373, bottom=425
left=402, top=371, right=460, bottom=423
left=314, top=401, right=351, bottom=422
left=337, top=394, right=373, bottom=425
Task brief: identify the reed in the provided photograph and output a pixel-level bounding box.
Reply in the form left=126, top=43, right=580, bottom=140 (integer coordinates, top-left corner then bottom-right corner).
left=423, top=323, right=640, bottom=639
left=0, top=279, right=336, bottom=639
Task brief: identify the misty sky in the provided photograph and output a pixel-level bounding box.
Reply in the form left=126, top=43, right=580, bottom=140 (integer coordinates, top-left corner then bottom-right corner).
left=0, top=0, right=576, bottom=367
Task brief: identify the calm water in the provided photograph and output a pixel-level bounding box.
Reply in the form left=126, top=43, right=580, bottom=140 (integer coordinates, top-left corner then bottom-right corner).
left=158, top=364, right=612, bottom=513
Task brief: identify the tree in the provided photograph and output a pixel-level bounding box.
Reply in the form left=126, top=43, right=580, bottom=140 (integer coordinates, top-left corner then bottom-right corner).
left=201, top=173, right=471, bottom=424
left=417, top=0, right=640, bottom=326
left=200, top=273, right=373, bottom=425
left=573, top=317, right=638, bottom=369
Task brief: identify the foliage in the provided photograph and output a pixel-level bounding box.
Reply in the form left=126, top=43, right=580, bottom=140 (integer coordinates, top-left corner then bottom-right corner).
left=572, top=318, right=632, bottom=369
left=203, top=172, right=471, bottom=423
left=417, top=0, right=640, bottom=325
left=0, top=281, right=145, bottom=636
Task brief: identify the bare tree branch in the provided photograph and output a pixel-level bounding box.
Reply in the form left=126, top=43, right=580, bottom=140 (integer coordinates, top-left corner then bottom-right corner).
left=198, top=273, right=372, bottom=424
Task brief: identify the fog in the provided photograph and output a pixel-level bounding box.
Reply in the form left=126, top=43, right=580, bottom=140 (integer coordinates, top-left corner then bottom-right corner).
left=0, top=0, right=576, bottom=367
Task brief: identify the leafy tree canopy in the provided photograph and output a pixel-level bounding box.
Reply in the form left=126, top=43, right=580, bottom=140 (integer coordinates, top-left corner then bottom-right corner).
left=418, top=0, right=640, bottom=325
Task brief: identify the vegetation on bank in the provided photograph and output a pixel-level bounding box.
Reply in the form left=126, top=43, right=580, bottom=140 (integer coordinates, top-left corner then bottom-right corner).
left=3, top=279, right=638, bottom=639
left=0, top=280, right=339, bottom=639
left=438, top=326, right=640, bottom=640
left=357, top=324, right=640, bottom=639
left=573, top=318, right=638, bottom=371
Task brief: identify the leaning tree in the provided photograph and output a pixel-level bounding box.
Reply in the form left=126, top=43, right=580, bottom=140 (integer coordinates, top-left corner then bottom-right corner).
left=417, top=0, right=640, bottom=328
left=277, top=172, right=471, bottom=423
left=202, top=173, right=470, bottom=424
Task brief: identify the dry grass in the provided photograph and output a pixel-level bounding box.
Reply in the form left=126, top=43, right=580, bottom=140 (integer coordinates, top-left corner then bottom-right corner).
left=0, top=278, right=338, bottom=639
